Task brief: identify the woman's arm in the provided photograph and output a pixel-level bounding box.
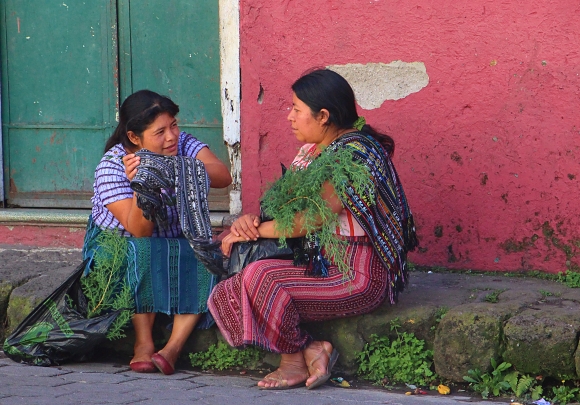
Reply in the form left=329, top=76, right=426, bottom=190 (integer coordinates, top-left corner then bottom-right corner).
left=106, top=196, right=155, bottom=237
left=195, top=147, right=232, bottom=188
left=104, top=153, right=154, bottom=237
left=221, top=181, right=344, bottom=255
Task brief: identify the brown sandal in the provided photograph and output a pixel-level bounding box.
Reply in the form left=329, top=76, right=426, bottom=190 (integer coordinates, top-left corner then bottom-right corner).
left=305, top=342, right=340, bottom=390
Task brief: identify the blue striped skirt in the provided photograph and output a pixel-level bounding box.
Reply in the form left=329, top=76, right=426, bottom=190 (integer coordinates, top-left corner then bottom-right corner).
left=82, top=216, right=216, bottom=324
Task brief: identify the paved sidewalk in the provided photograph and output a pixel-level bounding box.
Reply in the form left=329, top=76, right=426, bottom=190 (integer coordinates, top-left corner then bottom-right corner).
left=0, top=352, right=499, bottom=405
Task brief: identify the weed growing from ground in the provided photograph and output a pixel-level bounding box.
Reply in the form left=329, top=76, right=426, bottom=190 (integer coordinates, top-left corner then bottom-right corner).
left=504, top=371, right=543, bottom=401
left=189, top=341, right=263, bottom=371
left=539, top=289, right=555, bottom=297
left=484, top=289, right=506, bottom=303
left=463, top=358, right=580, bottom=404
left=430, top=306, right=448, bottom=331
left=357, top=319, right=436, bottom=386
left=558, top=271, right=580, bottom=288
left=463, top=358, right=513, bottom=399
left=551, top=383, right=580, bottom=405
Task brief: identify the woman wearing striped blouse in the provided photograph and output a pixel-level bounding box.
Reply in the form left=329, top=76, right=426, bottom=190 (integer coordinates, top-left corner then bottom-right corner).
left=84, top=90, right=231, bottom=374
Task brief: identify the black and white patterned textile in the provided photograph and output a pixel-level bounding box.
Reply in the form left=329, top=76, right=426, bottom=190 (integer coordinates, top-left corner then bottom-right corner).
left=130, top=149, right=212, bottom=241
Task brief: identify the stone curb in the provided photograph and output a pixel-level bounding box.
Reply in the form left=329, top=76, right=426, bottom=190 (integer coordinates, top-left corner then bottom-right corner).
left=2, top=245, right=579, bottom=383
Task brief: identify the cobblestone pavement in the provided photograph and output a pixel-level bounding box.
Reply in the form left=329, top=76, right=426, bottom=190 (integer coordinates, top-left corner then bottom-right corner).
left=0, top=353, right=502, bottom=405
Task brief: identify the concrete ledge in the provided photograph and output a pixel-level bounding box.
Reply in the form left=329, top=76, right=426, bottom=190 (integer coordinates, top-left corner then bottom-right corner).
left=0, top=209, right=91, bottom=226
left=0, top=209, right=231, bottom=248
left=0, top=209, right=230, bottom=228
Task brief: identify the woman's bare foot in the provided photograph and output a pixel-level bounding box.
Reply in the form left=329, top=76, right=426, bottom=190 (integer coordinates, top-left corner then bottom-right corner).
left=130, top=342, right=155, bottom=364
left=303, top=341, right=338, bottom=389
left=156, top=346, right=180, bottom=370
left=257, top=353, right=309, bottom=390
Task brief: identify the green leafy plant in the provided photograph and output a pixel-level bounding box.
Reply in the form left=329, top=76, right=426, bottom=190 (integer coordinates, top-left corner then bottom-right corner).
left=539, top=289, right=555, bottom=298
left=81, top=230, right=134, bottom=340
left=357, top=319, right=436, bottom=386
left=551, top=384, right=580, bottom=405
left=260, top=146, right=372, bottom=276
left=484, top=289, right=506, bottom=303
left=558, top=270, right=580, bottom=288
left=431, top=306, right=448, bottom=331
left=189, top=341, right=263, bottom=371
left=504, top=371, right=543, bottom=401
left=463, top=358, right=512, bottom=399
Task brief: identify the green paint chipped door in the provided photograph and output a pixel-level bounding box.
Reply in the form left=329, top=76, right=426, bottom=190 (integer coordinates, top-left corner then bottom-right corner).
left=1, top=0, right=227, bottom=209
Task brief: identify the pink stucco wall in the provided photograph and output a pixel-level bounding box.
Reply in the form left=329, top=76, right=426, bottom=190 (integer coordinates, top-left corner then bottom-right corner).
left=239, top=1, right=580, bottom=273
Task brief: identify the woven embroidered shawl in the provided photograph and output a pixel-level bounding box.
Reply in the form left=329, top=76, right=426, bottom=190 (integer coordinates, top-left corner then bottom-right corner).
left=327, top=132, right=418, bottom=282
left=130, top=149, right=212, bottom=241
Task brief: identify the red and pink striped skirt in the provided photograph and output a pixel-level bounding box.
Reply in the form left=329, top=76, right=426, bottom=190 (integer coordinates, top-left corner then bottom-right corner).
left=208, top=236, right=397, bottom=353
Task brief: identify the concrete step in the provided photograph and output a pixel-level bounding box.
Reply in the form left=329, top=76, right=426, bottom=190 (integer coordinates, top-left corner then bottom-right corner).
left=0, top=209, right=90, bottom=248
left=0, top=209, right=230, bottom=248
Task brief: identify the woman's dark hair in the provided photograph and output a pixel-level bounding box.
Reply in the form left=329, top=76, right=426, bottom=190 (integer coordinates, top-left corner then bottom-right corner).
left=104, top=90, right=180, bottom=153
left=291, top=69, right=395, bottom=155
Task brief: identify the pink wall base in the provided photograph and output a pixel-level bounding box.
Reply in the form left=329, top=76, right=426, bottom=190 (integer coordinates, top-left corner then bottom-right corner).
left=0, top=225, right=85, bottom=249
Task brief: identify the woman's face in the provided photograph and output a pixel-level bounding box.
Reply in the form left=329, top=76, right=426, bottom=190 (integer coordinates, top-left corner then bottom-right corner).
left=129, top=112, right=180, bottom=155
left=287, top=93, right=326, bottom=144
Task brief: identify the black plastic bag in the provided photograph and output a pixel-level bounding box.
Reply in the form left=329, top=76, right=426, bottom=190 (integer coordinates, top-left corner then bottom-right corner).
left=2, top=259, right=121, bottom=366
left=189, top=238, right=229, bottom=278
left=228, top=238, right=301, bottom=276
left=189, top=237, right=303, bottom=279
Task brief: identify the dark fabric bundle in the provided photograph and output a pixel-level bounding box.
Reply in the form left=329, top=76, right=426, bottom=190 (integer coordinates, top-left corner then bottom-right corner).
left=130, top=149, right=212, bottom=240
left=130, top=150, right=175, bottom=228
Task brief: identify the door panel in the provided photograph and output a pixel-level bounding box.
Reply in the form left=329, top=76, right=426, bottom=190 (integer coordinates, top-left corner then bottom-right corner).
left=119, top=0, right=228, bottom=210
left=1, top=0, right=117, bottom=208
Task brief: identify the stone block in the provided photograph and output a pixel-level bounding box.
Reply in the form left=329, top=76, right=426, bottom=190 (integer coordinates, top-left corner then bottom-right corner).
left=504, top=304, right=580, bottom=379
left=5, top=266, right=75, bottom=335
left=433, top=304, right=508, bottom=382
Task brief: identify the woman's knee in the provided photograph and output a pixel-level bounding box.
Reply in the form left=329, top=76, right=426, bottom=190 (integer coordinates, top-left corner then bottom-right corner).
left=240, top=260, right=283, bottom=289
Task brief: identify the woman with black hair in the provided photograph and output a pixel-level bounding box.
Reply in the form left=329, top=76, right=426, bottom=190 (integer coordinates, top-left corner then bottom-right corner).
left=83, top=90, right=231, bottom=374
left=209, top=69, right=417, bottom=390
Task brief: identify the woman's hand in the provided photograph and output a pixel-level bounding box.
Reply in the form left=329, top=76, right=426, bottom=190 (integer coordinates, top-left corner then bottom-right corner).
left=123, top=153, right=141, bottom=181
left=230, top=214, right=261, bottom=241
left=221, top=232, right=248, bottom=257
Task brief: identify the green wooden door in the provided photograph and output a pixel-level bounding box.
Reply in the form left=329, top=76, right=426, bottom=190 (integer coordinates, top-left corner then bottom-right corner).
left=1, top=1, right=227, bottom=209
left=1, top=1, right=118, bottom=208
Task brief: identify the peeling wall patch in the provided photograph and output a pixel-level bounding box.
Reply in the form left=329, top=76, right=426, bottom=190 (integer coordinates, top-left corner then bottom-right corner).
left=327, top=61, right=429, bottom=109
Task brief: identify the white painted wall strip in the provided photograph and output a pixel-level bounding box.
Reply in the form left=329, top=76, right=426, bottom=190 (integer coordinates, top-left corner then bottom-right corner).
left=219, top=0, right=242, bottom=215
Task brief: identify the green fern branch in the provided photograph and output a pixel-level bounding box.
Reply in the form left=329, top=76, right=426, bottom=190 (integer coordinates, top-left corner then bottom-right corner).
left=81, top=230, right=135, bottom=340
left=261, top=145, right=372, bottom=276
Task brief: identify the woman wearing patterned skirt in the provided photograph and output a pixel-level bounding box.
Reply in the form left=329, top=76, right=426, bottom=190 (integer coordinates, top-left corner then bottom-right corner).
left=83, top=90, right=231, bottom=374
left=209, top=69, right=418, bottom=390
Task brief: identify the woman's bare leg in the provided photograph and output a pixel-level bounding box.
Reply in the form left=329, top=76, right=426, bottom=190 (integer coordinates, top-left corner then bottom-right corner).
left=156, top=313, right=201, bottom=368
left=131, top=313, right=156, bottom=364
